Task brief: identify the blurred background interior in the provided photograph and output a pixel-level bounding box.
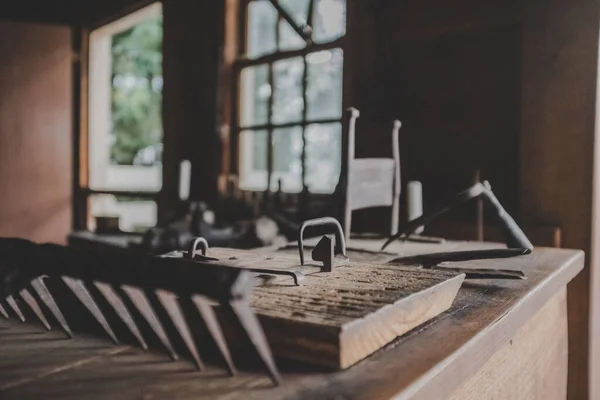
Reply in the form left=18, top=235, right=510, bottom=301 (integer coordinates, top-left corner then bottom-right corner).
left=1, top=0, right=600, bottom=398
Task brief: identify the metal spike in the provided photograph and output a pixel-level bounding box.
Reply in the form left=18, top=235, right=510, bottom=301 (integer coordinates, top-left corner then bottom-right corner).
left=192, top=296, right=237, bottom=376
left=0, top=303, right=8, bottom=319
left=156, top=290, right=204, bottom=370
left=62, top=277, right=118, bottom=344
left=30, top=277, right=73, bottom=338
left=94, top=282, right=148, bottom=350
left=19, top=288, right=51, bottom=330
left=121, top=285, right=178, bottom=361
left=6, top=296, right=25, bottom=322
left=230, top=300, right=281, bottom=385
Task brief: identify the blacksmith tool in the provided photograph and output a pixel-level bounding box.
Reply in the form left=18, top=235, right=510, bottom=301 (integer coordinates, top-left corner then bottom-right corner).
left=0, top=237, right=281, bottom=385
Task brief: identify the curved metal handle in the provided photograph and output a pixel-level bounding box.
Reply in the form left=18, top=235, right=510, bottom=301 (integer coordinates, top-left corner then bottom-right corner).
left=297, top=217, right=346, bottom=265
left=188, top=237, right=209, bottom=259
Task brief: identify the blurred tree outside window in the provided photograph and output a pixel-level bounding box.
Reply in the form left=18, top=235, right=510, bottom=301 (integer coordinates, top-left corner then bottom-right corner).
left=87, top=4, right=162, bottom=232
left=111, top=15, right=163, bottom=166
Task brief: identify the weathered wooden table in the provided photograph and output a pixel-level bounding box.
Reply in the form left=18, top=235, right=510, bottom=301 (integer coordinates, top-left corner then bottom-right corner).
left=0, top=239, right=583, bottom=399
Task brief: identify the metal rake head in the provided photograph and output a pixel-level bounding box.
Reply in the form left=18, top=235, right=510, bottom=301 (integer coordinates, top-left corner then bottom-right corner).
left=0, top=237, right=281, bottom=385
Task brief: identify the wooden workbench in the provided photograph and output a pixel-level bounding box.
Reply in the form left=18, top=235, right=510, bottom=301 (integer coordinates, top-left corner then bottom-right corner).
left=0, top=240, right=584, bottom=399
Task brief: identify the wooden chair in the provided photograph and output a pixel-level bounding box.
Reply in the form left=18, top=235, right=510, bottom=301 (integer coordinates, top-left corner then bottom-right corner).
left=340, top=108, right=402, bottom=240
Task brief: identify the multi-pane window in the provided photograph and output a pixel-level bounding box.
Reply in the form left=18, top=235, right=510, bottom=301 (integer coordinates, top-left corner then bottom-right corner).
left=236, top=0, right=346, bottom=194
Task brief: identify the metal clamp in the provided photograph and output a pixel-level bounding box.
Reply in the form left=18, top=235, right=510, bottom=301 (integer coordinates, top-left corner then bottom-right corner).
left=187, top=238, right=218, bottom=262
left=298, top=217, right=348, bottom=272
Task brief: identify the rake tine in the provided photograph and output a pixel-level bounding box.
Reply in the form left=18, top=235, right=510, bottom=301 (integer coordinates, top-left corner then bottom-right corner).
left=19, top=288, right=51, bottom=330
left=156, top=290, right=205, bottom=370
left=94, top=282, right=148, bottom=350
left=30, top=277, right=73, bottom=338
left=121, top=285, right=178, bottom=361
left=0, top=303, right=8, bottom=319
left=6, top=296, right=25, bottom=322
left=230, top=300, right=281, bottom=385
left=192, top=296, right=237, bottom=376
left=62, top=277, right=119, bottom=344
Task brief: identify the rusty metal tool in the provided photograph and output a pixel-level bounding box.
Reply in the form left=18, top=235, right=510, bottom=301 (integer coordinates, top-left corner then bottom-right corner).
left=381, top=181, right=534, bottom=251
left=298, top=217, right=348, bottom=271
left=388, top=248, right=529, bottom=279
left=0, top=237, right=281, bottom=385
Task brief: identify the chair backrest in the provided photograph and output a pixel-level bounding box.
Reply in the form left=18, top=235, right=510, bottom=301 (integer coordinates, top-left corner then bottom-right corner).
left=340, top=108, right=401, bottom=240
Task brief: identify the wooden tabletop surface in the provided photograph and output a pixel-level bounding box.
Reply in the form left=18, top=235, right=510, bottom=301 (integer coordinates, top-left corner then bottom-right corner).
left=0, top=239, right=584, bottom=400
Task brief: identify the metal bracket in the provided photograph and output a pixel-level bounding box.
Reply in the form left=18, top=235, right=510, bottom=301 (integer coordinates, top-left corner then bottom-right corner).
left=298, top=217, right=348, bottom=271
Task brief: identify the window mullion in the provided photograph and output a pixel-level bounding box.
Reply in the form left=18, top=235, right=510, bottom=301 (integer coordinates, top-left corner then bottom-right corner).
left=301, top=55, right=308, bottom=190
left=267, top=3, right=280, bottom=194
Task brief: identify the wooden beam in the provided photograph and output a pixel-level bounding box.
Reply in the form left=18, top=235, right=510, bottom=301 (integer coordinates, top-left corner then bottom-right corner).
left=520, top=0, right=600, bottom=397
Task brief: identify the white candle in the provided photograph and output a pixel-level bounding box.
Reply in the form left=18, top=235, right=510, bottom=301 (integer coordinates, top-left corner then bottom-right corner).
left=407, top=181, right=424, bottom=234
left=179, top=159, right=191, bottom=201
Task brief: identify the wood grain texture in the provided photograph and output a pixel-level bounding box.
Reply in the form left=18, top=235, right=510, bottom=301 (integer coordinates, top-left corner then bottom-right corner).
left=520, top=0, right=600, bottom=397
left=0, top=242, right=583, bottom=400
left=199, top=247, right=464, bottom=369
left=0, top=21, right=72, bottom=244
left=449, top=287, right=568, bottom=400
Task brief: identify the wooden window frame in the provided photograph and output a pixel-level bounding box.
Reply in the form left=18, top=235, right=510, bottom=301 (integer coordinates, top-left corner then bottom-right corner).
left=229, top=0, right=347, bottom=194
left=74, top=3, right=163, bottom=231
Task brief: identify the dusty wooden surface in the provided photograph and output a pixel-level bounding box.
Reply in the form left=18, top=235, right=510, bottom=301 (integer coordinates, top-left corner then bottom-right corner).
left=449, top=287, right=568, bottom=400
left=521, top=0, right=600, bottom=397
left=0, top=240, right=584, bottom=399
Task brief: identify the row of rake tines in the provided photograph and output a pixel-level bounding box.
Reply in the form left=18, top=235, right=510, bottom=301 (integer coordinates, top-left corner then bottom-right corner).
left=0, top=241, right=281, bottom=385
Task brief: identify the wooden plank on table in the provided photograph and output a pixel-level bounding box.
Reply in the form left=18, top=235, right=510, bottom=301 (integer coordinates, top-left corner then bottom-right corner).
left=206, top=247, right=465, bottom=369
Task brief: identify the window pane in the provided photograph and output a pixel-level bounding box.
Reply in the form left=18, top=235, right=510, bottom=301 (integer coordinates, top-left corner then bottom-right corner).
left=272, top=126, right=303, bottom=192
left=278, top=0, right=309, bottom=52
left=273, top=57, right=304, bottom=124
left=89, top=7, right=163, bottom=191
left=239, top=130, right=268, bottom=191
left=306, top=49, right=343, bottom=120
left=279, top=0, right=310, bottom=23
left=279, top=19, right=306, bottom=52
left=305, top=123, right=341, bottom=193
left=312, top=0, right=346, bottom=43
left=89, top=194, right=157, bottom=232
left=240, top=64, right=270, bottom=127
left=247, top=1, right=277, bottom=58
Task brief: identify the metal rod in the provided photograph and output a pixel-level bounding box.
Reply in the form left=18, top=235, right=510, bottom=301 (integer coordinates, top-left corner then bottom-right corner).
left=192, top=296, right=237, bottom=376
left=234, top=37, right=344, bottom=69
left=122, top=285, right=179, bottom=361
left=237, top=117, right=341, bottom=132
left=6, top=296, right=25, bottom=322
left=156, top=290, right=205, bottom=370
left=19, top=288, right=51, bottom=331
left=94, top=282, right=147, bottom=350
left=62, top=277, right=119, bottom=344
left=31, top=278, right=73, bottom=338
left=268, top=0, right=312, bottom=43
left=300, top=41, right=309, bottom=190
left=230, top=300, right=281, bottom=386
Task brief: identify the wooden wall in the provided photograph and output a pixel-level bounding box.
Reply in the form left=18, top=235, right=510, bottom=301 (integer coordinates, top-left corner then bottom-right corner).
left=0, top=21, right=73, bottom=244
left=343, top=0, right=521, bottom=229
left=345, top=0, right=521, bottom=222
left=521, top=0, right=600, bottom=397
left=159, top=0, right=225, bottom=222
left=0, top=1, right=79, bottom=25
